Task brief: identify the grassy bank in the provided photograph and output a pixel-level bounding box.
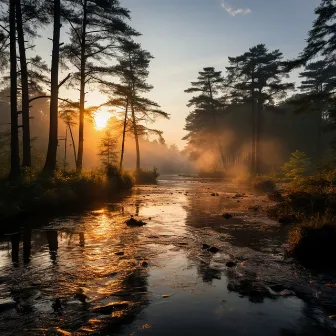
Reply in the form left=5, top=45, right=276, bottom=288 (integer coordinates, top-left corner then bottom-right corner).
left=260, top=165, right=336, bottom=269
left=0, top=166, right=134, bottom=220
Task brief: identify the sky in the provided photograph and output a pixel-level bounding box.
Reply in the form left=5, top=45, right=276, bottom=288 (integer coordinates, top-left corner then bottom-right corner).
left=36, top=0, right=320, bottom=149
left=118, top=0, right=320, bottom=148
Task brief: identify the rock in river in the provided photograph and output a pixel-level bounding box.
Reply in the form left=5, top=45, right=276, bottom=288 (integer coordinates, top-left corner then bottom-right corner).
left=125, top=218, right=147, bottom=227
left=209, top=246, right=220, bottom=253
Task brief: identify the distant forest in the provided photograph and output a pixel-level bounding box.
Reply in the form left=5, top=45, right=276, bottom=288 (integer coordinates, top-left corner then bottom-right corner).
left=0, top=0, right=336, bottom=179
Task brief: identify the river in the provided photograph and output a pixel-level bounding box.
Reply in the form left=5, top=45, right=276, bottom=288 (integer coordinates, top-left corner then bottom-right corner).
left=1, top=176, right=336, bottom=335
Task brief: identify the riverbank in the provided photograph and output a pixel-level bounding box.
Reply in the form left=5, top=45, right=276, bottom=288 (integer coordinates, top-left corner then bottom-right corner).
left=1, top=177, right=335, bottom=335
left=0, top=168, right=134, bottom=222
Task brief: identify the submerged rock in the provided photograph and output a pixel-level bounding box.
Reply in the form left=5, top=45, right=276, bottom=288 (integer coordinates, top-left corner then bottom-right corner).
left=92, top=301, right=129, bottom=314
left=74, top=292, right=88, bottom=304
left=0, top=299, right=17, bottom=312
left=226, top=261, right=236, bottom=268
left=209, top=246, right=220, bottom=253
left=125, top=218, right=147, bottom=227
left=223, top=213, right=233, bottom=220
left=52, top=298, right=63, bottom=312
left=115, top=251, right=125, bottom=256
left=140, top=260, right=149, bottom=268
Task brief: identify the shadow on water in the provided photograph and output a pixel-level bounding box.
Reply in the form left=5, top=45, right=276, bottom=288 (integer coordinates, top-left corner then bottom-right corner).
left=1, top=177, right=336, bottom=335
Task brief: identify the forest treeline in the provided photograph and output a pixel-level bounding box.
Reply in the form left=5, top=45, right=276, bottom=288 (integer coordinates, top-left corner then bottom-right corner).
left=183, top=0, right=336, bottom=174
left=0, top=0, right=169, bottom=181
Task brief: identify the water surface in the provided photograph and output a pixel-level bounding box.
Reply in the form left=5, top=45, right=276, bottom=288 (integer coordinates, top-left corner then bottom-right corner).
left=1, top=176, right=336, bottom=335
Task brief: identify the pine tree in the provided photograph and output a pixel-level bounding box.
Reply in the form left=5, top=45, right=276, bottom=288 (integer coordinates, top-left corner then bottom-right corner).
left=110, top=40, right=168, bottom=172
left=42, top=0, right=61, bottom=175
left=300, top=0, right=336, bottom=63
left=226, top=44, right=294, bottom=173
left=16, top=0, right=48, bottom=168
left=184, top=67, right=225, bottom=167
left=62, top=0, right=138, bottom=173
left=9, top=0, right=20, bottom=180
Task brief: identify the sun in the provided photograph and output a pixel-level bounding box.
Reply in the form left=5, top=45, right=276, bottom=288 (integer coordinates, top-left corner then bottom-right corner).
left=94, top=108, right=112, bottom=130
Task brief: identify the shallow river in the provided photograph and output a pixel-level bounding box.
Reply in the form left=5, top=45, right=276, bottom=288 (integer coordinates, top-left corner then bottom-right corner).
left=1, top=176, right=336, bottom=335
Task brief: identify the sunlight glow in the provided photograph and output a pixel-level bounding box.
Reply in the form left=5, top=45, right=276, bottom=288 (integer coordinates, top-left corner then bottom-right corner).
left=94, top=108, right=112, bottom=130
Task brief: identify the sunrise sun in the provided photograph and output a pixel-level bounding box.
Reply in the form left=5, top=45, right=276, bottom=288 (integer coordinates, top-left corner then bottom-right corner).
left=94, top=108, right=112, bottom=130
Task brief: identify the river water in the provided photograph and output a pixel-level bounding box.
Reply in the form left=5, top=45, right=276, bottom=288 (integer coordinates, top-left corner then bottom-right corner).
left=1, top=176, right=336, bottom=335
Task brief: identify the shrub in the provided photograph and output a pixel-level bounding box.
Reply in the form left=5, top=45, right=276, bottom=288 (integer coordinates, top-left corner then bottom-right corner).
left=135, top=167, right=159, bottom=184
left=251, top=176, right=276, bottom=193
left=281, top=150, right=312, bottom=180
left=288, top=214, right=336, bottom=269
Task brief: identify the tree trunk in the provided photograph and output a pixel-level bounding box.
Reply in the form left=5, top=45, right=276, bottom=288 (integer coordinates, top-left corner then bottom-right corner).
left=208, top=77, right=225, bottom=168
left=76, top=0, right=87, bottom=173
left=251, top=75, right=256, bottom=175
left=16, top=0, right=31, bottom=168
left=255, top=88, right=262, bottom=174
left=9, top=0, right=20, bottom=181
left=43, top=0, right=61, bottom=175
left=63, top=126, right=67, bottom=171
left=68, top=123, right=77, bottom=165
left=119, top=97, right=129, bottom=172
left=130, top=101, right=140, bottom=172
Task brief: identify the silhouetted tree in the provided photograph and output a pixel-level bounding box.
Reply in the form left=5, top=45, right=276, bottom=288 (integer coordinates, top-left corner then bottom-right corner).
left=42, top=0, right=61, bottom=175
left=184, top=67, right=225, bottom=167
left=62, top=0, right=138, bottom=173
left=9, top=0, right=20, bottom=180
left=227, top=45, right=294, bottom=173
left=98, top=130, right=118, bottom=166
left=111, top=39, right=168, bottom=172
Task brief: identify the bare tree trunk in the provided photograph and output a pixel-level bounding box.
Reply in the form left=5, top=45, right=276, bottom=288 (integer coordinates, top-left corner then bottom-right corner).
left=119, top=98, right=129, bottom=172
left=68, top=123, right=77, bottom=165
left=63, top=126, right=68, bottom=171
left=255, top=88, right=262, bottom=174
left=16, top=0, right=30, bottom=168
left=9, top=0, right=20, bottom=181
left=130, top=102, right=140, bottom=172
left=76, top=0, right=87, bottom=173
left=43, top=0, right=61, bottom=175
left=208, top=81, right=225, bottom=168
left=251, top=76, right=256, bottom=175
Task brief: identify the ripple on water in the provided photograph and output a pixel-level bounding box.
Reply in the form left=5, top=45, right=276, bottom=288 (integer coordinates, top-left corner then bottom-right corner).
left=0, top=178, right=336, bottom=335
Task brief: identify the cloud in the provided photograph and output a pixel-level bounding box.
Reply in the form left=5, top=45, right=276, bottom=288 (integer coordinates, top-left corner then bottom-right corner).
left=221, top=1, right=251, bottom=16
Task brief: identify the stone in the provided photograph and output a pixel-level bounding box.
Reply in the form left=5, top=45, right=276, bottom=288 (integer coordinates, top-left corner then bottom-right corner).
left=209, top=246, right=220, bottom=253
left=223, top=213, right=233, bottom=220
left=125, top=218, right=147, bottom=227
left=226, top=261, right=236, bottom=268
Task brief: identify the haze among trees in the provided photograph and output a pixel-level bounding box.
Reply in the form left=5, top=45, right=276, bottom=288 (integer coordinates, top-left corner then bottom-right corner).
left=0, top=0, right=336, bottom=181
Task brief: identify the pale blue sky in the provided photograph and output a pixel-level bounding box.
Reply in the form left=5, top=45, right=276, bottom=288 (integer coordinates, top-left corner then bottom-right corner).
left=120, top=0, right=319, bottom=148
left=34, top=0, right=320, bottom=148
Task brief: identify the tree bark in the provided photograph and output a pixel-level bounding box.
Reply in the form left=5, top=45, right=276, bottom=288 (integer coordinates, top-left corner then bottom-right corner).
left=43, top=0, right=61, bottom=175
left=119, top=97, right=129, bottom=172
left=16, top=0, right=31, bottom=167
left=208, top=77, right=225, bottom=168
left=255, top=88, right=262, bottom=174
left=251, top=74, right=256, bottom=174
left=9, top=0, right=20, bottom=181
left=131, top=100, right=140, bottom=172
left=76, top=0, right=87, bottom=173
left=68, top=123, right=77, bottom=165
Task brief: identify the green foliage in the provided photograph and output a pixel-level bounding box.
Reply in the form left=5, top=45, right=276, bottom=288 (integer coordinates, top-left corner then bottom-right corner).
left=281, top=150, right=312, bottom=180
left=135, top=167, right=159, bottom=185
left=0, top=168, right=134, bottom=219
